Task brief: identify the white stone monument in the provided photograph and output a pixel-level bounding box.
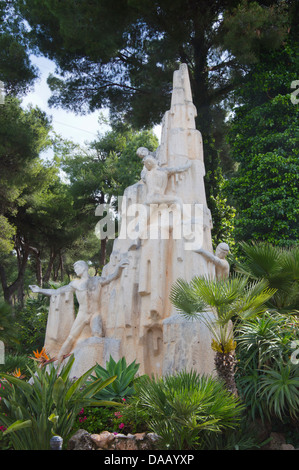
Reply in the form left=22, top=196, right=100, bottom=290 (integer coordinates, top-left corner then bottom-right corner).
left=31, top=64, right=219, bottom=377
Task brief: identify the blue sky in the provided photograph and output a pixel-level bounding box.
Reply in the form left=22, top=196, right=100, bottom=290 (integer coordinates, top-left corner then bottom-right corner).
left=21, top=55, right=112, bottom=146
left=21, top=55, right=161, bottom=149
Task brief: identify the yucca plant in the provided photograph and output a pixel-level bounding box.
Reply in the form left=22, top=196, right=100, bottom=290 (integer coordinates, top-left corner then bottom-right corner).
left=91, top=356, right=140, bottom=401
left=259, top=363, right=299, bottom=421
left=235, top=312, right=299, bottom=422
left=130, top=370, right=243, bottom=450
left=170, top=275, right=275, bottom=395
left=235, top=312, right=298, bottom=369
left=0, top=354, right=119, bottom=450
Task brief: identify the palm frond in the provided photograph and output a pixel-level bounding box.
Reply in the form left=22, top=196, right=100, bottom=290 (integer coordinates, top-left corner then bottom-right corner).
left=170, top=278, right=208, bottom=319
left=234, top=241, right=284, bottom=280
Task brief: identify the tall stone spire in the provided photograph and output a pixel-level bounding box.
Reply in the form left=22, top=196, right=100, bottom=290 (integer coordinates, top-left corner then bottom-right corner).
left=96, top=63, right=215, bottom=377
left=40, top=64, right=216, bottom=379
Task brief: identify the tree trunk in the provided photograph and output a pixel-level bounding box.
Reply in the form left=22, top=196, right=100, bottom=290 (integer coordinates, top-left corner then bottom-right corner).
left=214, top=350, right=238, bottom=396
left=60, top=252, right=64, bottom=282
left=43, top=248, right=56, bottom=283
left=0, top=237, right=30, bottom=305
left=36, top=253, right=43, bottom=287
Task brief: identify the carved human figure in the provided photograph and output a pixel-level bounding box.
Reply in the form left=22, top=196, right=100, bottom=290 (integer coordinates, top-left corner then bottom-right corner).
left=141, top=155, right=191, bottom=206
left=29, top=258, right=128, bottom=360
left=194, top=242, right=230, bottom=279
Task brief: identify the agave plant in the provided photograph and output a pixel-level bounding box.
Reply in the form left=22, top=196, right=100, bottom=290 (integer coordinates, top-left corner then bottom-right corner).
left=0, top=354, right=118, bottom=450
left=92, top=356, right=140, bottom=401
left=170, top=275, right=275, bottom=395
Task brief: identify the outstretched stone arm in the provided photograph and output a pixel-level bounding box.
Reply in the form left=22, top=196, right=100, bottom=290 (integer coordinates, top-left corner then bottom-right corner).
left=99, top=258, right=129, bottom=286
left=194, top=247, right=221, bottom=266
left=163, top=160, right=192, bottom=176
left=29, top=284, right=74, bottom=296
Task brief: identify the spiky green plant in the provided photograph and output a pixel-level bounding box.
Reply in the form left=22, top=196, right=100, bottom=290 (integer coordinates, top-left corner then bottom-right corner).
left=0, top=354, right=118, bottom=450
left=260, top=363, right=299, bottom=421
left=131, top=370, right=243, bottom=450
left=92, top=356, right=140, bottom=401
left=235, top=312, right=299, bottom=422
left=170, top=275, right=275, bottom=394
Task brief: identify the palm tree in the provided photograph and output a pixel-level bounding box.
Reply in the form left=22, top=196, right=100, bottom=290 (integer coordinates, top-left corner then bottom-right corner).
left=233, top=242, right=299, bottom=314
left=170, top=275, right=275, bottom=395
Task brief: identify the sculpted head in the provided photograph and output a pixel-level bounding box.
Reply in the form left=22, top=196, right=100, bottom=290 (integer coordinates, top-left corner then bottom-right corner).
left=215, top=242, right=229, bottom=259
left=136, top=147, right=150, bottom=159
left=73, top=260, right=89, bottom=277
left=143, top=156, right=157, bottom=170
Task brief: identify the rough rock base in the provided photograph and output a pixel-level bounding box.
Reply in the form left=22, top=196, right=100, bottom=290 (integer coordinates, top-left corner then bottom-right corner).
left=67, top=429, right=161, bottom=451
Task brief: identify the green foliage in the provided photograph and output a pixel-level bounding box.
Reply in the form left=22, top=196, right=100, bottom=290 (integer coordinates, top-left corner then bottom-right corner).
left=0, top=0, right=38, bottom=95
left=225, top=37, right=299, bottom=245
left=92, top=356, right=140, bottom=402
left=0, top=353, right=29, bottom=378
left=220, top=0, right=290, bottom=64
left=235, top=312, right=299, bottom=422
left=131, top=370, right=243, bottom=450
left=0, top=301, right=18, bottom=347
left=233, top=242, right=299, bottom=312
left=201, top=417, right=261, bottom=450
left=170, top=274, right=275, bottom=348
left=14, top=296, right=49, bottom=355
left=70, top=406, right=114, bottom=436
left=0, top=354, right=118, bottom=450
left=0, top=215, right=15, bottom=255
left=0, top=97, right=52, bottom=262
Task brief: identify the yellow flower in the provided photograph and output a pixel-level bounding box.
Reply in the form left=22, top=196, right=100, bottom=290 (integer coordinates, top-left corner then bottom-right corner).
left=211, top=339, right=237, bottom=354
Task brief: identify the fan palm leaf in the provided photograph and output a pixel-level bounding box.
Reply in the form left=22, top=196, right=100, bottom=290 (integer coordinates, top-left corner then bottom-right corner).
left=170, top=274, right=275, bottom=394
left=233, top=242, right=299, bottom=311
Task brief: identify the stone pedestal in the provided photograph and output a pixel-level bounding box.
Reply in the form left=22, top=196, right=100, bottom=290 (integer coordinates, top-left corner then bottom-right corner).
left=70, top=337, right=121, bottom=378
left=162, top=314, right=215, bottom=376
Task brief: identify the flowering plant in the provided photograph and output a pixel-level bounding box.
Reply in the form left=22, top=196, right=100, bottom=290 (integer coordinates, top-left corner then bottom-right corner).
left=0, top=352, right=119, bottom=450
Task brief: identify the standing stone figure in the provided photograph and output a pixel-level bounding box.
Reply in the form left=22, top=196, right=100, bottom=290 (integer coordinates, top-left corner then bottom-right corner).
left=194, top=242, right=230, bottom=279
left=29, top=258, right=128, bottom=360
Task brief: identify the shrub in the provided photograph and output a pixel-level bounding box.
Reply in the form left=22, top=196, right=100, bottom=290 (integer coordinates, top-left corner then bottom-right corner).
left=0, top=354, right=30, bottom=378
left=130, top=370, right=243, bottom=450
left=235, top=312, right=299, bottom=422
left=14, top=297, right=48, bottom=355
left=0, top=353, right=119, bottom=450
left=70, top=406, right=114, bottom=435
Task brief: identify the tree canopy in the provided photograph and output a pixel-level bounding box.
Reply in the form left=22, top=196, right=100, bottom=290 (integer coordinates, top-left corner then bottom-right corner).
left=225, top=25, right=299, bottom=246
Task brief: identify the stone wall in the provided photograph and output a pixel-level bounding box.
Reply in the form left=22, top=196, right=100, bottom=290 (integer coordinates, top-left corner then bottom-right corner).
left=67, top=429, right=161, bottom=451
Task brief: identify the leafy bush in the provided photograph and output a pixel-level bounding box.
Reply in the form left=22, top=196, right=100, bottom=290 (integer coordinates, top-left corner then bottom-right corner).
left=92, top=356, right=140, bottom=401
left=14, top=296, right=49, bottom=355
left=0, top=301, right=18, bottom=347
left=0, top=353, right=30, bottom=378
left=130, top=370, right=243, bottom=450
left=70, top=406, right=114, bottom=435
left=0, top=353, right=118, bottom=450
left=235, top=312, right=299, bottom=422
